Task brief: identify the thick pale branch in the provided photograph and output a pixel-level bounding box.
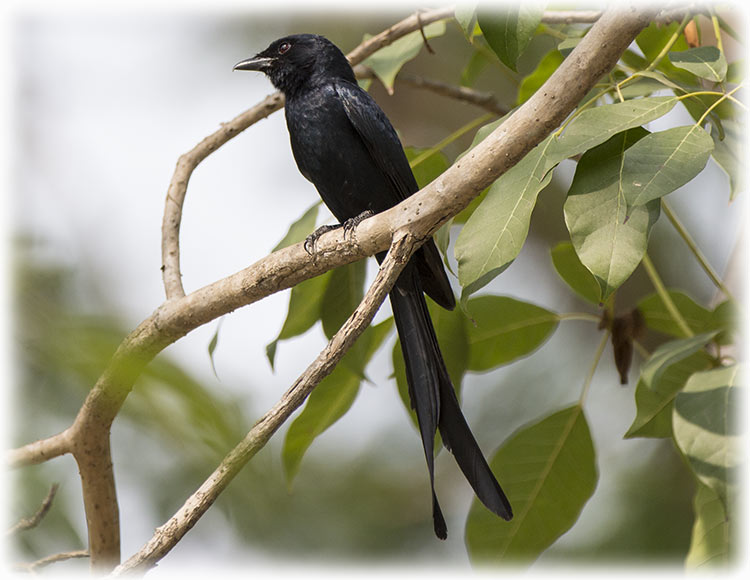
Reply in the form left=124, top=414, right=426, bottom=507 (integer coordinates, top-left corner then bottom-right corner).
left=12, top=4, right=657, bottom=572
left=7, top=429, right=72, bottom=467
left=161, top=5, right=456, bottom=300
left=113, top=233, right=415, bottom=575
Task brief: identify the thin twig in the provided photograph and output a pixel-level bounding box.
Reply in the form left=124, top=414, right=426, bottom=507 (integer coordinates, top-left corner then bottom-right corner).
left=113, top=233, right=415, bottom=575
left=161, top=5, right=456, bottom=300
left=14, top=550, right=89, bottom=573
left=6, top=484, right=59, bottom=536
left=355, top=67, right=509, bottom=116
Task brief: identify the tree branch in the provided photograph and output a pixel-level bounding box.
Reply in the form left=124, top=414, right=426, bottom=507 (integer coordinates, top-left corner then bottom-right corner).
left=6, top=483, right=59, bottom=536
left=11, top=4, right=657, bottom=572
left=354, top=66, right=510, bottom=116
left=14, top=550, right=89, bottom=573
left=113, top=232, right=416, bottom=575
left=161, top=5, right=456, bottom=300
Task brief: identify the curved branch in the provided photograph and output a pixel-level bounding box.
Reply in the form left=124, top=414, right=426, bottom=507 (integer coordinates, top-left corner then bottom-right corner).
left=354, top=66, right=510, bottom=116
left=12, top=4, right=656, bottom=572
left=160, top=5, right=456, bottom=300
left=114, top=232, right=416, bottom=575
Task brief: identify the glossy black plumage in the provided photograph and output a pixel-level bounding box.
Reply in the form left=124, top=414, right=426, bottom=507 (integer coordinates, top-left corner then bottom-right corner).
left=235, top=33, right=512, bottom=538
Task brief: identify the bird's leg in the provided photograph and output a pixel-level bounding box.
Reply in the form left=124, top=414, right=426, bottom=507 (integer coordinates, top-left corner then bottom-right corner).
left=342, top=209, right=375, bottom=239
left=303, top=210, right=375, bottom=255
left=304, top=224, right=340, bottom=255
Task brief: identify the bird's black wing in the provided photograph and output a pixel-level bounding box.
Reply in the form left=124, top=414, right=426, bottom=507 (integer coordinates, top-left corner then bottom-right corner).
left=334, top=80, right=455, bottom=310
left=334, top=80, right=416, bottom=201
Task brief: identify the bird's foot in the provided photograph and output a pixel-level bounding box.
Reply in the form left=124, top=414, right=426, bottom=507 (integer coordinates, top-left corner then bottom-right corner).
left=342, top=210, right=375, bottom=239
left=304, top=223, right=341, bottom=255
left=303, top=210, right=375, bottom=255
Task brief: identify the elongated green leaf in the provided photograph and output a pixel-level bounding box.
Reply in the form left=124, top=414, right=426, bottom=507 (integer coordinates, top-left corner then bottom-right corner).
left=455, top=135, right=555, bottom=299
left=711, top=120, right=743, bottom=200
left=455, top=4, right=479, bottom=40
left=405, top=146, right=450, bottom=189
left=564, top=127, right=660, bottom=301
left=636, top=21, right=696, bottom=85
left=551, top=97, right=679, bottom=162
left=465, top=296, right=558, bottom=371
left=466, top=405, right=597, bottom=563
left=266, top=271, right=333, bottom=368
left=461, top=49, right=491, bottom=87
left=673, top=364, right=741, bottom=501
left=638, top=290, right=714, bottom=338
left=320, top=260, right=366, bottom=340
left=622, top=125, right=714, bottom=209
left=518, top=49, right=564, bottom=105
left=686, top=483, right=731, bottom=567
left=640, top=331, right=719, bottom=392
left=625, top=351, right=714, bottom=439
left=283, top=320, right=393, bottom=486
left=477, top=5, right=543, bottom=71
left=669, top=47, right=727, bottom=82
left=207, top=318, right=222, bottom=378
left=362, top=21, right=446, bottom=93
left=455, top=98, right=678, bottom=302
left=271, top=202, right=319, bottom=252
left=550, top=242, right=601, bottom=305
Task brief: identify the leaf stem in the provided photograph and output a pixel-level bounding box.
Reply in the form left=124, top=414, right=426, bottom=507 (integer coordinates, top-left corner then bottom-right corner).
left=710, top=11, right=724, bottom=53
left=579, top=330, right=610, bottom=406
left=645, top=12, right=692, bottom=72
left=558, top=312, right=602, bottom=323
left=409, top=112, right=495, bottom=169
left=641, top=253, right=694, bottom=337
left=660, top=199, right=735, bottom=301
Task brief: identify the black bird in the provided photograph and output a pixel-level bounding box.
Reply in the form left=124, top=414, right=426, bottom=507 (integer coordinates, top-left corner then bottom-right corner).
left=234, top=33, right=512, bottom=539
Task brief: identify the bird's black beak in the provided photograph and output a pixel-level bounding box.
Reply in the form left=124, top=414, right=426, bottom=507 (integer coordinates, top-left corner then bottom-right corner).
left=233, top=55, right=273, bottom=72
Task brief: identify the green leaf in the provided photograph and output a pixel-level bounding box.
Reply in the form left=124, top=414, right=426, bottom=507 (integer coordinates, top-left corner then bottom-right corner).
left=622, top=125, right=714, bottom=210
left=712, top=299, right=739, bottom=346
left=625, top=350, right=714, bottom=439
left=685, top=483, right=731, bottom=567
left=455, top=3, right=479, bottom=40
left=207, top=318, right=222, bottom=379
left=551, top=97, right=679, bottom=162
left=636, top=21, right=697, bottom=85
left=466, top=405, right=597, bottom=563
left=271, top=202, right=319, bottom=252
left=455, top=97, right=679, bottom=304
left=673, top=364, right=741, bottom=501
left=465, top=296, right=558, bottom=372
left=405, top=146, right=450, bottom=189
left=563, top=128, right=660, bottom=301
left=640, top=331, right=719, bottom=392
left=669, top=47, right=727, bottom=82
left=517, top=49, right=564, bottom=105
left=266, top=270, right=332, bottom=368
left=477, top=5, right=544, bottom=71
left=461, top=49, right=490, bottom=87
left=455, top=135, right=556, bottom=299
left=638, top=290, right=714, bottom=338
left=711, top=119, right=743, bottom=200
left=320, top=260, right=366, bottom=340
left=362, top=21, right=446, bottom=93
left=550, top=242, right=601, bottom=305
left=283, top=320, right=393, bottom=486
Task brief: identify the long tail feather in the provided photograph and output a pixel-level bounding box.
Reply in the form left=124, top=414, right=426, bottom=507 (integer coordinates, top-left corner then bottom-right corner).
left=389, top=263, right=512, bottom=538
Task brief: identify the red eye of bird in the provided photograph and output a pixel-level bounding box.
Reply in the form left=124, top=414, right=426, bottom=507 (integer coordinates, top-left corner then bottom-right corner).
left=278, top=42, right=291, bottom=55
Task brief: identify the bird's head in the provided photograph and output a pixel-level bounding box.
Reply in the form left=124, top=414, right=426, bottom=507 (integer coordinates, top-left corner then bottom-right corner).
left=233, top=34, right=355, bottom=96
